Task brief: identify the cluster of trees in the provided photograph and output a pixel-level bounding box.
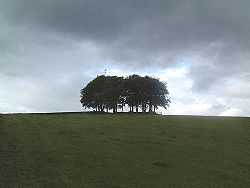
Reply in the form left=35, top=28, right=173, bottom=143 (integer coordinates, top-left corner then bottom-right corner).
left=80, top=74, right=170, bottom=113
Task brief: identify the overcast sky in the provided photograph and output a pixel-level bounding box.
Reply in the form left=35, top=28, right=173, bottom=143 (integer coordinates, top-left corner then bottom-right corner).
left=1, top=0, right=250, bottom=116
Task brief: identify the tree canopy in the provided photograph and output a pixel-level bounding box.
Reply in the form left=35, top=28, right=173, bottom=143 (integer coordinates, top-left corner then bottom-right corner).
left=80, top=75, right=170, bottom=113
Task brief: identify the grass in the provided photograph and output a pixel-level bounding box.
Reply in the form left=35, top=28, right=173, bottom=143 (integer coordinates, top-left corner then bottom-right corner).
left=0, top=114, right=249, bottom=187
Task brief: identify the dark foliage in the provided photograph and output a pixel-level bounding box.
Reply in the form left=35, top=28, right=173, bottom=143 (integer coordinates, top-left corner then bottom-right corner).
left=80, top=75, right=170, bottom=113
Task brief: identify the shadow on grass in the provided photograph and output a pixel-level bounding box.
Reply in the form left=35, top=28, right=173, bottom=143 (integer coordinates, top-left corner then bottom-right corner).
left=152, top=162, right=172, bottom=169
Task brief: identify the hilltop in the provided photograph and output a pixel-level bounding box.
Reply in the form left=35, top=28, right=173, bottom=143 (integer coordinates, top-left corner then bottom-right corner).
left=1, top=114, right=249, bottom=187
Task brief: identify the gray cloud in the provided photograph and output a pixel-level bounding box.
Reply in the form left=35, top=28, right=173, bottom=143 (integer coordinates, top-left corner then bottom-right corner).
left=2, top=1, right=250, bottom=69
left=0, top=0, right=250, bottom=115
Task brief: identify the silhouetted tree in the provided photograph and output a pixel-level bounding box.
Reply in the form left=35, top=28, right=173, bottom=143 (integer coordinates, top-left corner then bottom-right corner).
left=103, top=76, right=124, bottom=113
left=80, top=75, right=107, bottom=111
left=80, top=74, right=170, bottom=113
left=144, top=76, right=170, bottom=112
left=124, top=74, right=143, bottom=112
left=80, top=75, right=124, bottom=113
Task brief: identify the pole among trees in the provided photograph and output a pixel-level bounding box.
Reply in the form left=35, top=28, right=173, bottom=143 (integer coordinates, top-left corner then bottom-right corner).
left=80, top=74, right=170, bottom=113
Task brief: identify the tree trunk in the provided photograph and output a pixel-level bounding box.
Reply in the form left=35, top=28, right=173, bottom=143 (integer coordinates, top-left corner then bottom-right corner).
left=142, top=104, right=146, bottom=112
left=149, top=104, right=152, bottom=112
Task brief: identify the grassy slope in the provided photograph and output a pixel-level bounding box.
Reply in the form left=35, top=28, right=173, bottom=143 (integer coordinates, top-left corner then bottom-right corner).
left=0, top=114, right=249, bottom=187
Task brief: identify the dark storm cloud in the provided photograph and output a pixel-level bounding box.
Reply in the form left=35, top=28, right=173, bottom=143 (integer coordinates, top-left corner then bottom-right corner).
left=1, top=1, right=248, bottom=45
left=1, top=0, right=250, bottom=70
left=1, top=0, right=250, bottom=114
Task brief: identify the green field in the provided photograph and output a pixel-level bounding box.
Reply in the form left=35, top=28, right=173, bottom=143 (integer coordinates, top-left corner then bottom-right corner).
left=0, top=114, right=249, bottom=187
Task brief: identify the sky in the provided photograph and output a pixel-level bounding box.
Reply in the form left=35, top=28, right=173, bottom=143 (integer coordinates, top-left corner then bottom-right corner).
left=0, top=0, right=250, bottom=116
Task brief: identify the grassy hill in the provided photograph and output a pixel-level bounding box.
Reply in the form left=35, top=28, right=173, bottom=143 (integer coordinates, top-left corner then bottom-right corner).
left=0, top=114, right=249, bottom=187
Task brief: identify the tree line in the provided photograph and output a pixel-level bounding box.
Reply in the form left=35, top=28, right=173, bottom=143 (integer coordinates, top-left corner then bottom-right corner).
left=80, top=74, right=170, bottom=113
